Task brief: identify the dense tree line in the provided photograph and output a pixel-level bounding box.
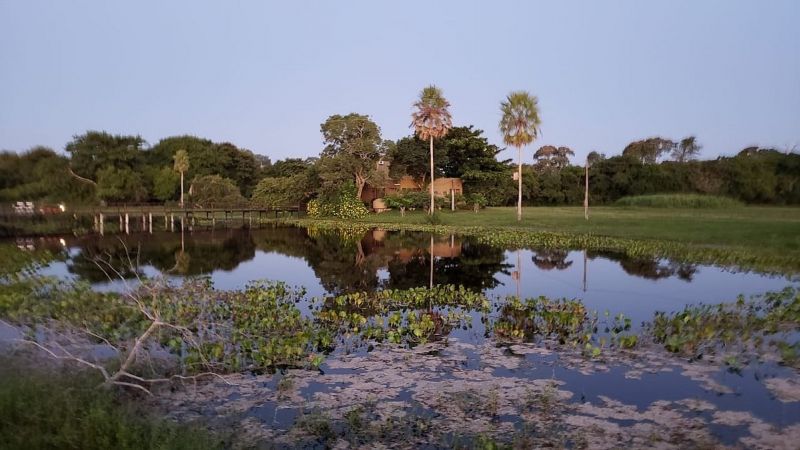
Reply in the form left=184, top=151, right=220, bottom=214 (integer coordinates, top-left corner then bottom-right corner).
left=2, top=128, right=798, bottom=207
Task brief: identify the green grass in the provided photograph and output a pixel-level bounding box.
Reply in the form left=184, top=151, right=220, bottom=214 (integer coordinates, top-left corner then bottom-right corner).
left=614, top=194, right=744, bottom=208
left=0, top=360, right=225, bottom=450
left=347, top=206, right=800, bottom=254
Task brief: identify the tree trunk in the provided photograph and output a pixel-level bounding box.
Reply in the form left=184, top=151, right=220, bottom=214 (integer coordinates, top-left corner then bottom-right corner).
left=429, top=136, right=435, bottom=215
left=180, top=171, right=185, bottom=208
left=584, top=157, right=589, bottom=220
left=517, top=146, right=522, bottom=221
left=356, top=176, right=366, bottom=201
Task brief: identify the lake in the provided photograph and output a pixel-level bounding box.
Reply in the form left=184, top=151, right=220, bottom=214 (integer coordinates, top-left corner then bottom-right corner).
left=6, top=224, right=800, bottom=448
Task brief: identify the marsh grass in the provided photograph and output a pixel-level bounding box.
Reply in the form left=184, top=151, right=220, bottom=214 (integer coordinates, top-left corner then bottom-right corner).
left=615, top=194, right=744, bottom=208
left=0, top=359, right=225, bottom=450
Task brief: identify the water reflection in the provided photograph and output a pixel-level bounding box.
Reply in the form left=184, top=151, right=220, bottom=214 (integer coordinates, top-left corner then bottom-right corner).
left=12, top=225, right=795, bottom=324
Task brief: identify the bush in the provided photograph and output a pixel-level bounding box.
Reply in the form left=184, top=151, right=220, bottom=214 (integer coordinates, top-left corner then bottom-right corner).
left=614, top=194, right=744, bottom=208
left=465, top=193, right=488, bottom=211
left=307, top=183, right=368, bottom=219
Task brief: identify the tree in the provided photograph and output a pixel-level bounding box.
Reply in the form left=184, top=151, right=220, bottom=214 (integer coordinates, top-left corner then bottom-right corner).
left=499, top=91, right=541, bottom=221
left=65, top=131, right=146, bottom=185
left=319, top=113, right=386, bottom=200
left=622, top=137, right=675, bottom=164
left=173, top=149, right=190, bottom=207
left=583, top=151, right=605, bottom=220
left=388, top=136, right=443, bottom=188
left=189, top=175, right=244, bottom=207
left=252, top=174, right=311, bottom=207
left=411, top=85, right=453, bottom=215
left=96, top=166, right=147, bottom=203
left=534, top=145, right=574, bottom=171
left=264, top=158, right=315, bottom=178
left=149, top=136, right=260, bottom=197
left=673, top=136, right=702, bottom=162
left=152, top=166, right=179, bottom=201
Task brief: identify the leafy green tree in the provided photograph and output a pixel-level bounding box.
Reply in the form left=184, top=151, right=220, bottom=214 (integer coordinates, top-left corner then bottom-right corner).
left=319, top=113, right=387, bottom=200
left=534, top=145, right=574, bottom=172
left=263, top=158, right=315, bottom=178
left=252, top=174, right=310, bottom=207
left=622, top=137, right=675, bottom=164
left=173, top=149, right=190, bottom=207
left=500, top=91, right=541, bottom=220
left=672, top=136, right=702, bottom=162
left=388, top=136, right=445, bottom=188
left=149, top=136, right=259, bottom=197
left=189, top=175, right=244, bottom=207
left=96, top=166, right=147, bottom=203
left=65, top=131, right=146, bottom=184
left=412, top=85, right=453, bottom=215
left=153, top=166, right=179, bottom=202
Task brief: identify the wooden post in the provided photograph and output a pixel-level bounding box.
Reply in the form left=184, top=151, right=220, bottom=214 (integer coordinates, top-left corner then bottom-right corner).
left=148, top=213, right=153, bottom=233
left=170, top=213, right=174, bottom=232
left=124, top=214, right=129, bottom=234
left=99, top=213, right=104, bottom=235
left=451, top=189, right=455, bottom=211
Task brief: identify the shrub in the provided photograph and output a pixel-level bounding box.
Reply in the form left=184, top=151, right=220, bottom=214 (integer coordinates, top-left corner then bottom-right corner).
left=308, top=183, right=368, bottom=219
left=614, top=194, right=744, bottom=208
left=465, top=193, right=488, bottom=212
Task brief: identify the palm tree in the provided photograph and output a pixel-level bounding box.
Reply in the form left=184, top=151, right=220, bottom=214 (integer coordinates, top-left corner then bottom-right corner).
left=500, top=91, right=541, bottom=221
left=412, top=85, right=452, bottom=215
left=173, top=149, right=190, bottom=208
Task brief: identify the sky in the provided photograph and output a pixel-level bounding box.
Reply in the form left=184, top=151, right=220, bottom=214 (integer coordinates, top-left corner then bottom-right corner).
left=1, top=0, right=798, bottom=163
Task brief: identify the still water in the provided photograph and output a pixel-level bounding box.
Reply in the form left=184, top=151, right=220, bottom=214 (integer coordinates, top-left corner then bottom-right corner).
left=9, top=225, right=800, bottom=447
left=27, top=225, right=793, bottom=325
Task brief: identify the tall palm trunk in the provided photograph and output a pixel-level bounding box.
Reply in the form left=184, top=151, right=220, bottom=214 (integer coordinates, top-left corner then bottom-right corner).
left=429, top=136, right=435, bottom=215
left=180, top=171, right=185, bottom=208
left=517, top=145, right=522, bottom=221
left=584, top=157, right=589, bottom=220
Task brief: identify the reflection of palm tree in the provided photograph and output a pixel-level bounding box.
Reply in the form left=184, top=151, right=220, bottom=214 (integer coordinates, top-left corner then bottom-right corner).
left=429, top=235, right=434, bottom=289
left=583, top=250, right=587, bottom=292
left=169, top=250, right=191, bottom=274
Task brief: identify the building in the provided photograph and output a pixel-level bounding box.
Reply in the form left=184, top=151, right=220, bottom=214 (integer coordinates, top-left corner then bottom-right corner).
left=360, top=160, right=463, bottom=210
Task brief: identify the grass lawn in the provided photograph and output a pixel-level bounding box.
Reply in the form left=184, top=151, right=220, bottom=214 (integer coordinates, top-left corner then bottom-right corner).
left=347, top=206, right=800, bottom=254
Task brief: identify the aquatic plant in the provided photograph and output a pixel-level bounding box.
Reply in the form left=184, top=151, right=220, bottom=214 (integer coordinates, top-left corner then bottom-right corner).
left=313, top=286, right=490, bottom=347
left=649, top=287, right=800, bottom=366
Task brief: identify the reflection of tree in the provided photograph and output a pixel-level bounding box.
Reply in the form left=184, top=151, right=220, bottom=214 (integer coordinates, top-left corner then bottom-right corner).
left=66, top=228, right=257, bottom=281
left=64, top=226, right=513, bottom=293
left=587, top=250, right=697, bottom=281
left=531, top=248, right=573, bottom=271
left=386, top=239, right=511, bottom=291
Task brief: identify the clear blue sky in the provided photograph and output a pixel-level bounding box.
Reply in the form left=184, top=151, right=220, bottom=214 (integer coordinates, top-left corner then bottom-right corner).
left=1, top=0, right=798, bottom=163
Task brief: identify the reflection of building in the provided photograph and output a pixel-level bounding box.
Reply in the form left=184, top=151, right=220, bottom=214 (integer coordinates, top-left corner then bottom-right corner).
left=393, top=238, right=462, bottom=261
left=360, top=160, right=463, bottom=208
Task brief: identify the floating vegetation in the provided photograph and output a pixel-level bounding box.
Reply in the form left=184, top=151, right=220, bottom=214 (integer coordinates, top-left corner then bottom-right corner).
left=649, top=286, right=800, bottom=367
left=313, top=286, right=489, bottom=348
